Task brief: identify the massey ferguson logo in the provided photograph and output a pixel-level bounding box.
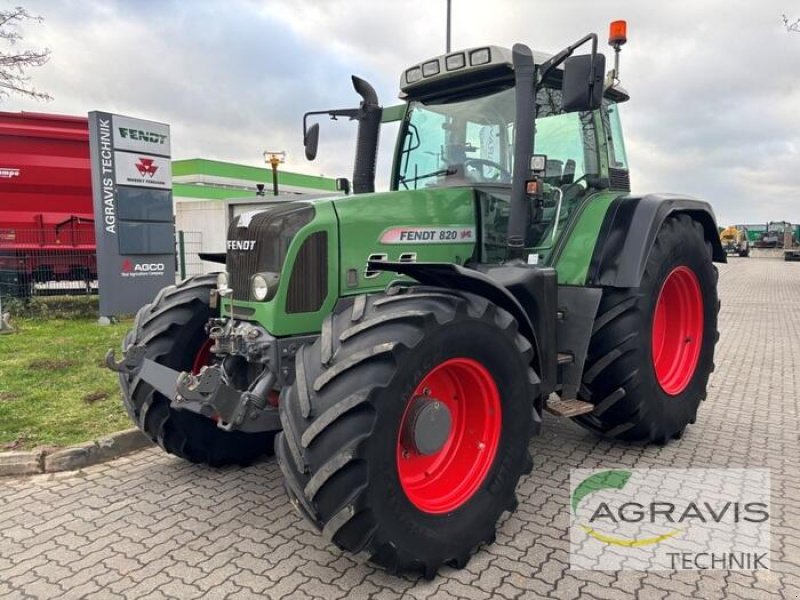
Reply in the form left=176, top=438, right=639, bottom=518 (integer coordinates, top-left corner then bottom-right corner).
left=121, top=259, right=166, bottom=277
left=227, top=240, right=257, bottom=251
left=135, top=158, right=158, bottom=177
left=0, top=168, right=20, bottom=179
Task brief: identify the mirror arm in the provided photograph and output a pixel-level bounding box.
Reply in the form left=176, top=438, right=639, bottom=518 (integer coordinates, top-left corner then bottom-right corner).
left=540, top=33, right=598, bottom=80
left=302, top=108, right=360, bottom=142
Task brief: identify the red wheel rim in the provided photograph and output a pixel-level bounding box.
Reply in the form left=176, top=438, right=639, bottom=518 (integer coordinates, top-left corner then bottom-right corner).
left=396, top=357, right=502, bottom=514
left=191, top=338, right=214, bottom=374
left=652, top=266, right=704, bottom=395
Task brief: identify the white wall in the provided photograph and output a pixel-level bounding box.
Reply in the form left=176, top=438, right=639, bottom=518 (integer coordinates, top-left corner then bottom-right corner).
left=175, top=200, right=226, bottom=276
left=176, top=200, right=227, bottom=251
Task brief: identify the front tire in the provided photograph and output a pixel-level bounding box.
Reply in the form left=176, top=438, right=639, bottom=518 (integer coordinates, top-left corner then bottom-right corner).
left=276, top=288, right=539, bottom=577
left=121, top=274, right=275, bottom=466
left=577, top=214, right=719, bottom=443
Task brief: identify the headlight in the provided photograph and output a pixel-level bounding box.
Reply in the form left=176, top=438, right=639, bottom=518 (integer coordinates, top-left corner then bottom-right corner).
left=216, top=271, right=229, bottom=290
left=470, top=47, right=491, bottom=66
left=405, top=66, right=422, bottom=84
left=445, top=53, right=466, bottom=71
left=252, top=274, right=269, bottom=301
left=422, top=59, right=440, bottom=77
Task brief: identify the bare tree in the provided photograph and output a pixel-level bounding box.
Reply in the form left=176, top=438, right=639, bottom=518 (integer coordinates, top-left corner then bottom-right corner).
left=0, top=6, right=51, bottom=101
left=783, top=14, right=800, bottom=33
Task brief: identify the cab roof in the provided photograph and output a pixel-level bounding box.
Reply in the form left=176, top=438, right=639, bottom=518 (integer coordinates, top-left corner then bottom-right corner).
left=399, top=45, right=629, bottom=103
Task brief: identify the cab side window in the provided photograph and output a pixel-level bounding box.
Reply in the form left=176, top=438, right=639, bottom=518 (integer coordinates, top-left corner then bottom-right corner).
left=606, top=102, right=629, bottom=170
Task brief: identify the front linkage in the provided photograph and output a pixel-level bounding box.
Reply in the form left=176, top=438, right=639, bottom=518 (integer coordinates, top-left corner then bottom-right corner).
left=106, top=317, right=315, bottom=433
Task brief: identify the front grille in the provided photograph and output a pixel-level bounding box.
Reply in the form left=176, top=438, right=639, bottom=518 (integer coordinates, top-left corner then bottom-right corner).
left=287, top=231, right=328, bottom=313
left=609, top=167, right=631, bottom=191
left=227, top=226, right=259, bottom=300
left=226, top=203, right=314, bottom=300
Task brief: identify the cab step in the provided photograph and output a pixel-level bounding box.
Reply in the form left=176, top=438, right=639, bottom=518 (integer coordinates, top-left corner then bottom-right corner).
left=557, top=352, right=574, bottom=365
left=545, top=396, right=595, bottom=418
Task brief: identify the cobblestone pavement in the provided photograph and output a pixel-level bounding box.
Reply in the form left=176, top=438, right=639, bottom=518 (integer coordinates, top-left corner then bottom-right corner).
left=1, top=258, right=799, bottom=599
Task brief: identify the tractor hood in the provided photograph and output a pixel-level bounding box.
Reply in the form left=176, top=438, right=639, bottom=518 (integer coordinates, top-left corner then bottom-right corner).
left=323, top=186, right=480, bottom=294
left=221, top=186, right=480, bottom=336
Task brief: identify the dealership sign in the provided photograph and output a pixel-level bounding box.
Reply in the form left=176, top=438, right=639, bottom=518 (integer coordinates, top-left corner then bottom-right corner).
left=88, top=112, right=175, bottom=317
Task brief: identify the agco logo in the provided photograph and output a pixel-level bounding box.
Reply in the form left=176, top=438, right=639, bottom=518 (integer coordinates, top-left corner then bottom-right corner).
left=121, top=259, right=166, bottom=276
left=135, top=158, right=158, bottom=178
left=227, top=240, right=257, bottom=251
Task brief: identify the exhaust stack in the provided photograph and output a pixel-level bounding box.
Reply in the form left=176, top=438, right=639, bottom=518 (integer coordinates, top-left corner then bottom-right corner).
left=351, top=76, right=382, bottom=194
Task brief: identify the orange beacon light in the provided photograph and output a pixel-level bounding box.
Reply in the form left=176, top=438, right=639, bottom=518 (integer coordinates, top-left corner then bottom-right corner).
left=609, top=20, right=628, bottom=47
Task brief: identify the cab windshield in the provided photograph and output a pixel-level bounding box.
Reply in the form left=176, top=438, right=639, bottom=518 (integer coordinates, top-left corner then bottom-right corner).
left=394, top=86, right=599, bottom=190
left=394, top=85, right=599, bottom=259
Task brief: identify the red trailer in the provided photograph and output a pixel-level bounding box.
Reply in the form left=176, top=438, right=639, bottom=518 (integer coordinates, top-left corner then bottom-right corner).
left=0, top=111, right=96, bottom=295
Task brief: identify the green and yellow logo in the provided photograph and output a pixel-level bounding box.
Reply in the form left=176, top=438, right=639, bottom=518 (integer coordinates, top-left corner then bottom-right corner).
left=572, top=470, right=682, bottom=547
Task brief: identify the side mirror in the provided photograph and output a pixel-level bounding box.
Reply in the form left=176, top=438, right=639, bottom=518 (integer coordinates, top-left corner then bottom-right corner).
left=304, top=122, right=320, bottom=161
left=561, top=53, right=606, bottom=113
left=335, top=177, right=351, bottom=195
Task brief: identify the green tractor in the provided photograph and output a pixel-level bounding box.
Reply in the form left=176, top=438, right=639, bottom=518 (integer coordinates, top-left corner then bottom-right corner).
left=108, top=23, right=724, bottom=578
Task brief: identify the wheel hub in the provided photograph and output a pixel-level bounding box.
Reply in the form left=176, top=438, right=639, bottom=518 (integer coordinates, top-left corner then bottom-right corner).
left=652, top=266, right=704, bottom=395
left=401, top=396, right=452, bottom=456
left=396, top=357, right=502, bottom=514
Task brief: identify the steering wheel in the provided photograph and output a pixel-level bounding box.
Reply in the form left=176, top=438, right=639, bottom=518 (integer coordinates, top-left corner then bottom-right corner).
left=463, top=158, right=511, bottom=183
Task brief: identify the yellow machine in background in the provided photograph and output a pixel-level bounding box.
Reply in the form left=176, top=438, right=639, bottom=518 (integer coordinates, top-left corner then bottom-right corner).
left=720, top=226, right=750, bottom=257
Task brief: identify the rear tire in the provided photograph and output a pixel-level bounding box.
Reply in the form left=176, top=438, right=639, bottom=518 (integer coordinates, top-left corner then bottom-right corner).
left=276, top=287, right=539, bottom=578
left=121, top=274, right=275, bottom=466
left=577, top=214, right=719, bottom=443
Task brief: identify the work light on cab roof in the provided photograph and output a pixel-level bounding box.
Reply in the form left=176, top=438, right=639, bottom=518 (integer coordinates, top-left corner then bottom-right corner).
left=401, top=46, right=512, bottom=92
left=399, top=23, right=630, bottom=99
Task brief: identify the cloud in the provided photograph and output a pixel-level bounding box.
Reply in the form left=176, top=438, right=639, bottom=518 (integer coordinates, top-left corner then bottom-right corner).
left=3, top=0, right=799, bottom=224
left=3, top=0, right=373, bottom=177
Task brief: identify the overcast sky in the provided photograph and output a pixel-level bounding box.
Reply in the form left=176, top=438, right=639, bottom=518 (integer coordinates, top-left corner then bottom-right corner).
left=3, top=0, right=799, bottom=225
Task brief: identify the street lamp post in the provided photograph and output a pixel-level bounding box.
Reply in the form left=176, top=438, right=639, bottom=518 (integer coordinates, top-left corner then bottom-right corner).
left=263, top=151, right=286, bottom=196
left=446, top=0, right=452, bottom=52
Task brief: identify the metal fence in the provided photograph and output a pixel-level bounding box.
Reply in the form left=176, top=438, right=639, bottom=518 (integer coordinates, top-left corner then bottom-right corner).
left=0, top=228, right=203, bottom=307
left=175, top=230, right=206, bottom=279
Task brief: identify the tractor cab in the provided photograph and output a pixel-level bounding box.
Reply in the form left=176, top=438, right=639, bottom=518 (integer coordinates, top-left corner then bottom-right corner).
left=305, top=26, right=633, bottom=267
left=392, top=45, right=631, bottom=263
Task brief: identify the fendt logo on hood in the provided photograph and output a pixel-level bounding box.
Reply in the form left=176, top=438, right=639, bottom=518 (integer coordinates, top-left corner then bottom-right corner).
left=121, top=259, right=166, bottom=277
left=227, top=240, right=257, bottom=251
left=135, top=158, right=158, bottom=178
